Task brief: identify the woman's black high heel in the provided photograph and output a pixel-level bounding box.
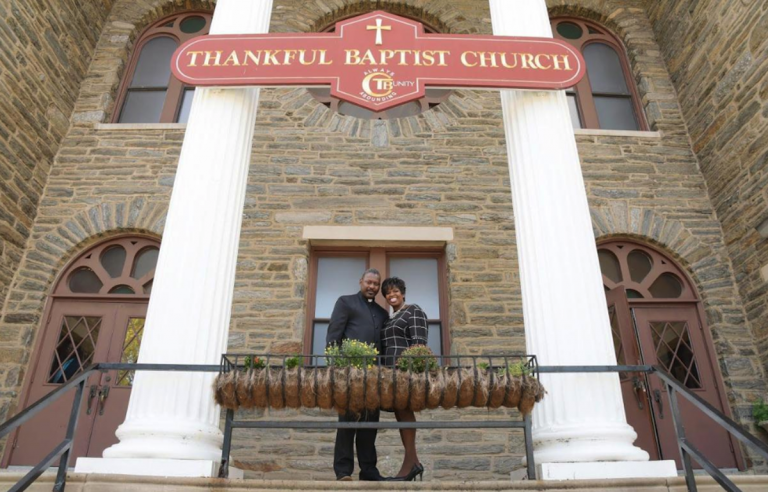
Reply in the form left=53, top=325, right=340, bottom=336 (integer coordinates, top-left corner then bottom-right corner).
left=409, top=463, right=424, bottom=482
left=388, top=463, right=424, bottom=482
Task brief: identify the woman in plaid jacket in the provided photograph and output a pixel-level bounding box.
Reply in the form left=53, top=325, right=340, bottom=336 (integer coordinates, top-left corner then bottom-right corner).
left=381, top=277, right=428, bottom=481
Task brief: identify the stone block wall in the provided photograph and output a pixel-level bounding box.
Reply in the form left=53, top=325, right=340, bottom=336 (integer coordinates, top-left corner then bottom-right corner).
left=644, top=1, right=768, bottom=379
left=0, top=0, right=114, bottom=321
left=0, top=0, right=766, bottom=478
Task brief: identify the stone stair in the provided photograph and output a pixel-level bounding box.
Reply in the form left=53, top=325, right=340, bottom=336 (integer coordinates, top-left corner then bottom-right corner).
left=2, top=474, right=768, bottom=492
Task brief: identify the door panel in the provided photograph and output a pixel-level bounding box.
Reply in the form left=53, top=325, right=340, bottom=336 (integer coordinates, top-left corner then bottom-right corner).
left=606, top=288, right=659, bottom=460
left=9, top=302, right=115, bottom=465
left=86, top=304, right=146, bottom=456
left=633, top=306, right=738, bottom=469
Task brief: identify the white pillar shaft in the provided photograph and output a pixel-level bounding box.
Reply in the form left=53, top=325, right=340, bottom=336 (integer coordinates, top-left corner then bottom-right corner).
left=103, top=0, right=273, bottom=461
left=489, top=0, right=648, bottom=463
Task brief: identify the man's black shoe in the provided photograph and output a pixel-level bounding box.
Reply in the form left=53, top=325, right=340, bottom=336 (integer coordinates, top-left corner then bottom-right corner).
left=359, top=472, right=387, bottom=481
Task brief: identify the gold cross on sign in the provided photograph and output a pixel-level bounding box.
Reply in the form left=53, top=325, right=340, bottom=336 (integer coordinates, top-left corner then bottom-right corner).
left=367, top=18, right=391, bottom=46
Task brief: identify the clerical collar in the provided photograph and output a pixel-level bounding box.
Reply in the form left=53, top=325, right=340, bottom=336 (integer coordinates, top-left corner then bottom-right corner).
left=367, top=298, right=373, bottom=303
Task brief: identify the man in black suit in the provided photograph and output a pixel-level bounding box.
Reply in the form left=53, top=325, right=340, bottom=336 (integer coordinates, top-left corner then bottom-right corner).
left=326, top=268, right=389, bottom=481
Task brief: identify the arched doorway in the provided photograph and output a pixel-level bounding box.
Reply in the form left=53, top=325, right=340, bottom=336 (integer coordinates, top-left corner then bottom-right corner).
left=599, top=239, right=743, bottom=469
left=4, top=236, right=159, bottom=466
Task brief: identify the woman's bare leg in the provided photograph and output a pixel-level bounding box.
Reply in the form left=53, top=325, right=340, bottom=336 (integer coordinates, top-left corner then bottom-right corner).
left=394, top=409, right=420, bottom=477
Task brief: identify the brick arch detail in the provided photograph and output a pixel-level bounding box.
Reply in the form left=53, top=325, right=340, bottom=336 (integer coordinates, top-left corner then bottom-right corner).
left=590, top=207, right=714, bottom=276
left=1, top=198, right=166, bottom=326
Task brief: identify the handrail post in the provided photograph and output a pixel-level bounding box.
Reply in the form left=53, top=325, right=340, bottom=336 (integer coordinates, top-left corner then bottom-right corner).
left=524, top=414, right=535, bottom=480
left=666, top=381, right=697, bottom=492
left=53, top=379, right=86, bottom=492
left=218, top=408, right=235, bottom=479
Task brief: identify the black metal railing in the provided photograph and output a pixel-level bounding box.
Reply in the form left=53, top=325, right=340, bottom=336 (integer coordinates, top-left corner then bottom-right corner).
left=217, top=353, right=539, bottom=480
left=0, top=359, right=766, bottom=492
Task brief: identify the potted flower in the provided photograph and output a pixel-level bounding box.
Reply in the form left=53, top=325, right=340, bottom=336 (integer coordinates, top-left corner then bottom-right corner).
left=753, top=398, right=768, bottom=432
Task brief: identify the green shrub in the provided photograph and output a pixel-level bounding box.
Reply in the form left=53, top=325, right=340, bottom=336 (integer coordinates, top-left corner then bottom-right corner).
left=754, top=398, right=768, bottom=422
left=242, top=355, right=265, bottom=370
left=396, top=345, right=438, bottom=373
left=325, top=339, right=378, bottom=369
left=285, top=355, right=302, bottom=369
left=476, top=360, right=531, bottom=378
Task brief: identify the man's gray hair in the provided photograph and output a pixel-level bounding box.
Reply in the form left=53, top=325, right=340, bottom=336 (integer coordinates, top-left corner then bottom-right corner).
left=361, top=268, right=381, bottom=279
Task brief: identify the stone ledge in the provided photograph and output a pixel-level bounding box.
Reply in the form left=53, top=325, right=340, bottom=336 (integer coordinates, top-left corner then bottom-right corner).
left=574, top=128, right=662, bottom=138
left=303, top=226, right=454, bottom=247
left=93, top=123, right=187, bottom=131
left=2, top=474, right=767, bottom=492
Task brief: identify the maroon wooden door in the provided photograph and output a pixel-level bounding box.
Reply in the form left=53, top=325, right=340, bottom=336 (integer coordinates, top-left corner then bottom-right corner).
left=8, top=302, right=146, bottom=465
left=606, top=288, right=659, bottom=460
left=85, top=304, right=146, bottom=455
left=8, top=301, right=114, bottom=465
left=633, top=306, right=740, bottom=469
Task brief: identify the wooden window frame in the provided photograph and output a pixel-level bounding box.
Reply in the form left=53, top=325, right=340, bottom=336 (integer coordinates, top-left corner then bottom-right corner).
left=112, top=11, right=212, bottom=124
left=551, top=17, right=648, bottom=131
left=304, top=247, right=450, bottom=356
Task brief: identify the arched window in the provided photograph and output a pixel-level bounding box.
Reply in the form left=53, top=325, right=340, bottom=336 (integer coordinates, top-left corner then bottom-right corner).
left=598, top=241, right=694, bottom=301
left=113, top=12, right=212, bottom=124
left=551, top=18, right=646, bottom=131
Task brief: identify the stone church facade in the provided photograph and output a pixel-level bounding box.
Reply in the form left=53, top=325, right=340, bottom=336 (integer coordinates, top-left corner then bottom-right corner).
left=0, top=0, right=767, bottom=481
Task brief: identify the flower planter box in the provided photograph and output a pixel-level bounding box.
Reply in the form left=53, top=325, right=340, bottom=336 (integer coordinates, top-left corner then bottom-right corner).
left=214, top=365, right=546, bottom=415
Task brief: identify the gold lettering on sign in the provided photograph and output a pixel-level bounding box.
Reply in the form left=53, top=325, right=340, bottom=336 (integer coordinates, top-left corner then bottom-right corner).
left=186, top=51, right=204, bottom=66
left=345, top=49, right=450, bottom=66
left=202, top=51, right=223, bottom=66
left=499, top=53, right=518, bottom=68
left=551, top=54, right=572, bottom=71
left=244, top=50, right=261, bottom=65
left=534, top=54, right=551, bottom=70
left=222, top=51, right=240, bottom=66
left=461, top=52, right=477, bottom=67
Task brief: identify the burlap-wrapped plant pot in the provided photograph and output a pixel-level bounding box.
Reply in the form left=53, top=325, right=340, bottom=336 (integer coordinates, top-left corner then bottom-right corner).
left=379, top=367, right=395, bottom=411
left=299, top=368, right=317, bottom=408
left=236, top=369, right=256, bottom=409
left=284, top=368, right=301, bottom=409
left=487, top=372, right=506, bottom=409
left=409, top=372, right=428, bottom=412
left=214, top=371, right=238, bottom=410
left=472, top=369, right=490, bottom=407
left=518, top=376, right=547, bottom=415
left=457, top=368, right=476, bottom=408
left=394, top=370, right=411, bottom=411
left=253, top=368, right=269, bottom=408
left=348, top=368, right=366, bottom=414
left=333, top=367, right=351, bottom=414
left=364, top=367, right=380, bottom=411
left=426, top=370, right=444, bottom=409
left=268, top=368, right=285, bottom=410
left=441, top=368, right=459, bottom=410
left=503, top=376, right=522, bottom=409
left=316, top=367, right=334, bottom=410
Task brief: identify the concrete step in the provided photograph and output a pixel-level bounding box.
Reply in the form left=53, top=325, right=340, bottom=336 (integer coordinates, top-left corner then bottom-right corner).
left=2, top=474, right=768, bottom=492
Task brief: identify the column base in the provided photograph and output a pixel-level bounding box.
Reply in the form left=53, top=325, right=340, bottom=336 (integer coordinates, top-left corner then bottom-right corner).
left=538, top=460, right=677, bottom=481
left=74, top=458, right=244, bottom=479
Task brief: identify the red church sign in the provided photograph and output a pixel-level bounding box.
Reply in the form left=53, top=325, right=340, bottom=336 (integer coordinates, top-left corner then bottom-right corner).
left=171, top=11, right=586, bottom=112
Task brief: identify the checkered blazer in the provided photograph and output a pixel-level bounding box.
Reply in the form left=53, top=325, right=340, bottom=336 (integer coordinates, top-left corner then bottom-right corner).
left=382, top=304, right=429, bottom=366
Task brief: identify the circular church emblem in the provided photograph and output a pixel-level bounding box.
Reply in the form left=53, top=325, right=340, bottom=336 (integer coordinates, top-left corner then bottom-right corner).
left=362, top=71, right=395, bottom=99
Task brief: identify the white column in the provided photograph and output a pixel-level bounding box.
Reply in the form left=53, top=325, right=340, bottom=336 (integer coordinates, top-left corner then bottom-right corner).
left=488, top=0, right=653, bottom=469
left=89, top=0, right=271, bottom=469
